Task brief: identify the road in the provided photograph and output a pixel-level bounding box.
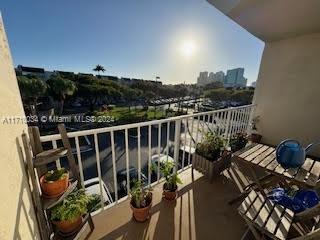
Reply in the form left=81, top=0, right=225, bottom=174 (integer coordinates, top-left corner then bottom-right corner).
left=58, top=113, right=227, bottom=200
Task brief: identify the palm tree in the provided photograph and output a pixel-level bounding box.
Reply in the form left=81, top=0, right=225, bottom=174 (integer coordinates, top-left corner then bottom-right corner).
left=47, top=76, right=76, bottom=115
left=93, top=64, right=106, bottom=78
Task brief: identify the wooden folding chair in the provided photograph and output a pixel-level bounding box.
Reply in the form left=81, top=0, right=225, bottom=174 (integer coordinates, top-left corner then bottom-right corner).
left=238, top=190, right=320, bottom=240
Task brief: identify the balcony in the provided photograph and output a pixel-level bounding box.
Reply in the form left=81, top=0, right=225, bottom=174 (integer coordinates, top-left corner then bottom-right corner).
left=80, top=168, right=249, bottom=240
left=2, top=1, right=320, bottom=239
left=37, top=105, right=254, bottom=239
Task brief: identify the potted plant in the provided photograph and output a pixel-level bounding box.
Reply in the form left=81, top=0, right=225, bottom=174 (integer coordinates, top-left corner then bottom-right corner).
left=160, top=161, right=182, bottom=201
left=50, top=189, right=94, bottom=233
left=250, top=116, right=262, bottom=143
left=40, top=168, right=69, bottom=198
left=229, top=133, right=248, bottom=152
left=130, top=181, right=152, bottom=222
left=194, top=132, right=231, bottom=182
left=195, top=132, right=226, bottom=162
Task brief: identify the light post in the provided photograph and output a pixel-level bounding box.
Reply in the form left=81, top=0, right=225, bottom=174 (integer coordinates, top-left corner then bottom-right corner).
left=154, top=76, right=160, bottom=118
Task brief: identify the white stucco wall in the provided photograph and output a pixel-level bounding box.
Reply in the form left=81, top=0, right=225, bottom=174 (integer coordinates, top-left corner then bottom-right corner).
left=253, top=32, right=320, bottom=157
left=0, top=15, right=40, bottom=239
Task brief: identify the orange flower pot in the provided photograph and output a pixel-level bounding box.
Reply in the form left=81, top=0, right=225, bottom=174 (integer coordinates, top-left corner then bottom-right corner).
left=130, top=203, right=152, bottom=222
left=163, top=184, right=177, bottom=201
left=163, top=190, right=177, bottom=200
left=40, top=172, right=69, bottom=198
left=52, top=216, right=82, bottom=233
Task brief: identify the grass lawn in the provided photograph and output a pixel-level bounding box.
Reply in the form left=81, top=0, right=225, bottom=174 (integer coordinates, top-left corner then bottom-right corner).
left=95, top=106, right=172, bottom=124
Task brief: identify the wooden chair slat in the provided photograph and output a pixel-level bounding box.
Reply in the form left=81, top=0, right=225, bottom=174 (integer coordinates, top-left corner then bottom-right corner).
left=233, top=143, right=258, bottom=156
left=251, top=147, right=275, bottom=164
left=274, top=209, right=294, bottom=240
left=266, top=159, right=279, bottom=171
left=238, top=144, right=263, bottom=159
left=239, top=190, right=258, bottom=216
left=259, top=151, right=276, bottom=167
left=283, top=167, right=299, bottom=178
left=274, top=164, right=286, bottom=175
left=255, top=199, right=275, bottom=228
left=245, top=145, right=270, bottom=162
left=264, top=204, right=286, bottom=237
left=306, top=161, right=320, bottom=187
left=246, top=192, right=266, bottom=221
left=294, top=158, right=314, bottom=183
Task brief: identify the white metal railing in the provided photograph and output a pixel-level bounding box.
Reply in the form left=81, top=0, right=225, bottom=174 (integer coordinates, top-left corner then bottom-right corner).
left=39, top=104, right=255, bottom=213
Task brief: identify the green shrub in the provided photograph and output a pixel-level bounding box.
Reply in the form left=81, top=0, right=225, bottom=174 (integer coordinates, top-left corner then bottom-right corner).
left=160, top=161, right=182, bottom=191
left=50, top=189, right=95, bottom=222
left=196, top=132, right=226, bottom=161
left=229, top=133, right=248, bottom=152
left=130, top=181, right=152, bottom=208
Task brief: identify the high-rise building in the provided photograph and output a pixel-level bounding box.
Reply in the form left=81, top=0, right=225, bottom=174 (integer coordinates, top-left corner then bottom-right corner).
left=208, top=72, right=215, bottom=82
left=197, top=71, right=209, bottom=86
left=224, top=68, right=247, bottom=87
left=214, top=71, right=225, bottom=83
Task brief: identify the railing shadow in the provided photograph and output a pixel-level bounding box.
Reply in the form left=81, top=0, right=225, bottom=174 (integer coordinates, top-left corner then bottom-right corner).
left=97, top=168, right=247, bottom=240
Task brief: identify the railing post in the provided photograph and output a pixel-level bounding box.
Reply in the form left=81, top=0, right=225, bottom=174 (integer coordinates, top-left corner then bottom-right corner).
left=246, top=105, right=255, bottom=135
left=225, top=109, right=232, bottom=143
left=173, top=119, right=181, bottom=173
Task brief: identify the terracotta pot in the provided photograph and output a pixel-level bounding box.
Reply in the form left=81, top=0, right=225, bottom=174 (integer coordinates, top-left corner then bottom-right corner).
left=130, top=194, right=152, bottom=222
left=52, top=216, right=82, bottom=233
left=250, top=133, right=262, bottom=143
left=163, top=183, right=177, bottom=201
left=40, top=172, right=69, bottom=198
left=130, top=203, right=152, bottom=222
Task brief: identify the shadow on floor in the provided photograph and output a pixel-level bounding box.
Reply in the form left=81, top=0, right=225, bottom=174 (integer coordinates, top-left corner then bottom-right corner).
left=96, top=166, right=248, bottom=240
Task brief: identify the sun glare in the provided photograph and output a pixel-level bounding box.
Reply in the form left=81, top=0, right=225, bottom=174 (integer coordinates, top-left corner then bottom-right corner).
left=180, top=40, right=196, bottom=58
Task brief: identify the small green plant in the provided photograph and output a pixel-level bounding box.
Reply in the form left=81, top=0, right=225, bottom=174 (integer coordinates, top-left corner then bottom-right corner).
left=130, top=181, right=152, bottom=208
left=44, top=168, right=68, bottom=182
left=229, top=133, right=248, bottom=152
left=160, top=161, right=182, bottom=191
left=50, top=189, right=95, bottom=222
left=196, top=132, right=226, bottom=161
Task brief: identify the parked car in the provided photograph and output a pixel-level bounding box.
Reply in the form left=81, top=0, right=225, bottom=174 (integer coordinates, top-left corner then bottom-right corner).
left=84, top=178, right=113, bottom=206
left=117, top=167, right=147, bottom=198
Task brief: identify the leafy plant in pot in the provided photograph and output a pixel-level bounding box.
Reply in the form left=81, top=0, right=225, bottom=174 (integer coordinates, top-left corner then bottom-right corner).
left=40, top=168, right=69, bottom=198
left=50, top=189, right=95, bottom=233
left=160, top=161, right=182, bottom=200
left=130, top=181, right=153, bottom=222
left=250, top=116, right=262, bottom=143
left=195, top=132, right=226, bottom=162
left=229, top=133, right=248, bottom=152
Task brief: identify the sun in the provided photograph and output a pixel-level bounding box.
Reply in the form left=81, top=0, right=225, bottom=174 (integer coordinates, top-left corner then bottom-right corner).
left=180, top=40, right=196, bottom=58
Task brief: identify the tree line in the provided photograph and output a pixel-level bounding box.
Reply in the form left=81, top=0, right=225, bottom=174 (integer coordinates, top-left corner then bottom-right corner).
left=17, top=73, right=201, bottom=116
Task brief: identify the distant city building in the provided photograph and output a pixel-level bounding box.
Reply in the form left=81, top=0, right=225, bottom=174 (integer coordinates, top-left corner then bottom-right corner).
left=197, top=68, right=247, bottom=87
left=197, top=71, right=209, bottom=86
left=197, top=70, right=225, bottom=86
left=214, top=71, right=225, bottom=83
left=15, top=65, right=54, bottom=80
left=208, top=72, right=215, bottom=82
left=224, top=68, right=247, bottom=87
left=251, top=81, right=257, bottom=87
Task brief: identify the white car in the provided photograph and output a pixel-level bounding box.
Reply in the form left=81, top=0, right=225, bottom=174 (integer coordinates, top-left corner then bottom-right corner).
left=84, top=178, right=113, bottom=205
left=151, top=154, right=174, bottom=165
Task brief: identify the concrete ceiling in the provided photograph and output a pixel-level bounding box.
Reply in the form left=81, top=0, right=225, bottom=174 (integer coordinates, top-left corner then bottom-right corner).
left=207, top=0, right=320, bottom=42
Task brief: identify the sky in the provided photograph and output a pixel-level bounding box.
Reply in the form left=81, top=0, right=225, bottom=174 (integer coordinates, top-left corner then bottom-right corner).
left=0, top=0, right=264, bottom=85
